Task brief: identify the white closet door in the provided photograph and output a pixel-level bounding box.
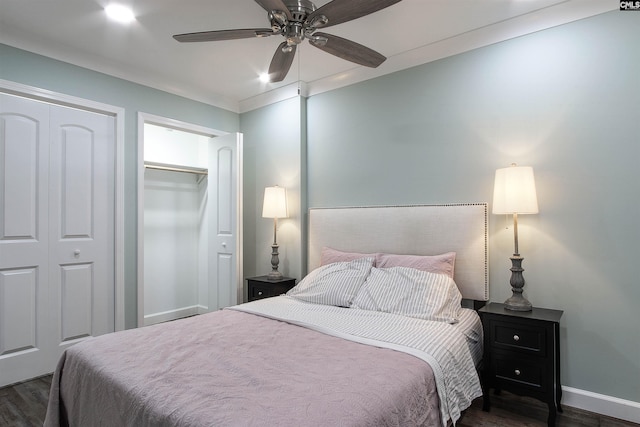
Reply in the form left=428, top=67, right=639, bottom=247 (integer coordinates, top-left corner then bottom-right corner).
left=0, top=94, right=52, bottom=385
left=208, top=132, right=242, bottom=310
left=48, top=105, right=115, bottom=360
left=0, top=94, right=115, bottom=386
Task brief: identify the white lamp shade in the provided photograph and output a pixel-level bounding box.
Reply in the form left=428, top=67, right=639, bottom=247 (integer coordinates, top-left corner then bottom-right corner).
left=492, top=165, right=539, bottom=214
left=262, top=186, right=288, bottom=219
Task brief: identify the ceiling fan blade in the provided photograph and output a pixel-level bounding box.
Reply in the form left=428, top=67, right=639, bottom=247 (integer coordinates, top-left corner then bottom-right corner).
left=173, top=28, right=273, bottom=43
left=268, top=42, right=296, bottom=82
left=254, top=0, right=292, bottom=20
left=307, top=0, right=402, bottom=28
left=310, top=33, right=386, bottom=68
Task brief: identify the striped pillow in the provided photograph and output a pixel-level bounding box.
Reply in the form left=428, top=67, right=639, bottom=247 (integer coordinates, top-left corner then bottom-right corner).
left=352, top=266, right=462, bottom=323
left=287, top=257, right=374, bottom=307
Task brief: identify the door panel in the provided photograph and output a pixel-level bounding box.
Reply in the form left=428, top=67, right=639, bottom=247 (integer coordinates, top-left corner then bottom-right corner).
left=216, top=147, right=233, bottom=234
left=0, top=268, right=37, bottom=354
left=1, top=112, right=41, bottom=240
left=216, top=253, right=233, bottom=308
left=59, top=125, right=94, bottom=238
left=60, top=263, right=93, bottom=342
left=0, top=94, right=52, bottom=385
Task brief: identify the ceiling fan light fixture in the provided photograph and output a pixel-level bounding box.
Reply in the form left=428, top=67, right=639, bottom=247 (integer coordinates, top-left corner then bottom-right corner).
left=285, top=23, right=305, bottom=45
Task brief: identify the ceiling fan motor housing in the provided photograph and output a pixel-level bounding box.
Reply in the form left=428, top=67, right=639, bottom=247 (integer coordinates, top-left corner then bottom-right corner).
left=283, top=0, right=316, bottom=22
left=278, top=0, right=319, bottom=47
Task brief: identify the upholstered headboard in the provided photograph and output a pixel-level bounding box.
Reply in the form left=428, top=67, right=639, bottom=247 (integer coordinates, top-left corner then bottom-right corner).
left=308, top=204, right=489, bottom=302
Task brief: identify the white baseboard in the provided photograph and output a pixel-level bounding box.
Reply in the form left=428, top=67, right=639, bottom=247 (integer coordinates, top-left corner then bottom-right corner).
left=562, top=386, right=640, bottom=424
left=143, top=305, right=206, bottom=326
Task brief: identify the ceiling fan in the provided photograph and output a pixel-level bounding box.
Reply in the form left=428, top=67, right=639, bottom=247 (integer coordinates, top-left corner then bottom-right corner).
left=173, top=0, right=402, bottom=82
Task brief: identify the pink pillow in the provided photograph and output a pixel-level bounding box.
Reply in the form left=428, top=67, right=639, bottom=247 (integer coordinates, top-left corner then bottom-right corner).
left=320, top=247, right=377, bottom=266
left=376, top=252, right=456, bottom=278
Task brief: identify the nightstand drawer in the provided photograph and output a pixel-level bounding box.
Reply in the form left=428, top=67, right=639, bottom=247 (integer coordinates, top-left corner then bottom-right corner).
left=492, top=320, right=547, bottom=356
left=494, top=353, right=547, bottom=390
left=246, top=276, right=297, bottom=302
left=250, top=284, right=271, bottom=300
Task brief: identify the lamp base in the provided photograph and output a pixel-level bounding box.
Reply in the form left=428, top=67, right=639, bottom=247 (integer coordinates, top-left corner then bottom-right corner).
left=504, top=294, right=532, bottom=311
left=267, top=271, right=283, bottom=280
left=504, top=256, right=532, bottom=312
left=268, top=243, right=283, bottom=280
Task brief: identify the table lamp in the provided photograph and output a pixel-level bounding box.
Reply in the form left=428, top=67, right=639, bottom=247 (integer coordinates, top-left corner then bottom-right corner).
left=492, top=163, right=539, bottom=311
left=262, top=186, right=288, bottom=279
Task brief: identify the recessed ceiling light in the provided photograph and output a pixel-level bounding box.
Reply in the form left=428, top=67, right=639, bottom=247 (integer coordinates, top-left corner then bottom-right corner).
left=259, top=73, right=270, bottom=83
left=105, top=4, right=136, bottom=24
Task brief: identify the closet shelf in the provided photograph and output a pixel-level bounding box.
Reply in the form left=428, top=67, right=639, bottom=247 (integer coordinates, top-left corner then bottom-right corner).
left=144, top=161, right=208, bottom=175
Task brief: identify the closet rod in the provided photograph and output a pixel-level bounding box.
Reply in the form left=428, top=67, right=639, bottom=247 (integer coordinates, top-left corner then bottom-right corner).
left=144, top=162, right=208, bottom=176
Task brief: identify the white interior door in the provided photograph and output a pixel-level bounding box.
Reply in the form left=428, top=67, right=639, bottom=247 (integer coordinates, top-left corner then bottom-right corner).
left=0, top=94, right=52, bottom=385
left=48, top=105, right=115, bottom=360
left=208, top=132, right=243, bottom=310
left=0, top=93, right=115, bottom=386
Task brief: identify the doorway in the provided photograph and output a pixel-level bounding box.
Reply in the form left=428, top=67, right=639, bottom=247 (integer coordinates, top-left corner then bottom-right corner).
left=137, top=113, right=243, bottom=327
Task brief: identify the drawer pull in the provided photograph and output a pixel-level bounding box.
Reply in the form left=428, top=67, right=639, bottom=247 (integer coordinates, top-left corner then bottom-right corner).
left=513, top=335, right=520, bottom=342
left=257, top=291, right=263, bottom=296
left=514, top=369, right=521, bottom=376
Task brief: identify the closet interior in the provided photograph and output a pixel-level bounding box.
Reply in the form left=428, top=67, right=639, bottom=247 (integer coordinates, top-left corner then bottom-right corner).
left=142, top=123, right=211, bottom=325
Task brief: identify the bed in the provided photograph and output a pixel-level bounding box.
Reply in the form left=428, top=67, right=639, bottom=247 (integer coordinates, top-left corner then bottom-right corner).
left=44, top=203, right=489, bottom=427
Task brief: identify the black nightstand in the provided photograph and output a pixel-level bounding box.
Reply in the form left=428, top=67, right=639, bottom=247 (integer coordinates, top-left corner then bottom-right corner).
left=246, top=276, right=296, bottom=302
left=479, top=302, right=563, bottom=427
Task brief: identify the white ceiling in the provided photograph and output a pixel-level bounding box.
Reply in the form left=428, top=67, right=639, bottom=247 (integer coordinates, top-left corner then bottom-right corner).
left=0, top=0, right=615, bottom=113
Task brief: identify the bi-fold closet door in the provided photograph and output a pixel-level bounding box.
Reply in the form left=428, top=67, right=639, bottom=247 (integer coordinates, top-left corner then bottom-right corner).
left=141, top=122, right=241, bottom=326
left=0, top=93, right=115, bottom=387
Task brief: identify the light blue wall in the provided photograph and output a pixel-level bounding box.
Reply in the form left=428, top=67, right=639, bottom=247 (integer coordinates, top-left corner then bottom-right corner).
left=0, top=43, right=239, bottom=329
left=240, top=97, right=306, bottom=291
left=306, top=11, right=640, bottom=402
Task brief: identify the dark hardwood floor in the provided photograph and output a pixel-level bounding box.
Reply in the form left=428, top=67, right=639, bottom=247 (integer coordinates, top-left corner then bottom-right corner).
left=458, top=391, right=639, bottom=427
left=0, top=375, right=51, bottom=427
left=1, top=375, right=637, bottom=427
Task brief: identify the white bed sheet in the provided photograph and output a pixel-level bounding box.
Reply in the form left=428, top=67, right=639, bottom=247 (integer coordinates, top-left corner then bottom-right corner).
left=453, top=308, right=484, bottom=368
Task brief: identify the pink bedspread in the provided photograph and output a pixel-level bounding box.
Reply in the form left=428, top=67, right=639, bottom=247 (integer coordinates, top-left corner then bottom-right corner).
left=45, top=309, right=441, bottom=426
